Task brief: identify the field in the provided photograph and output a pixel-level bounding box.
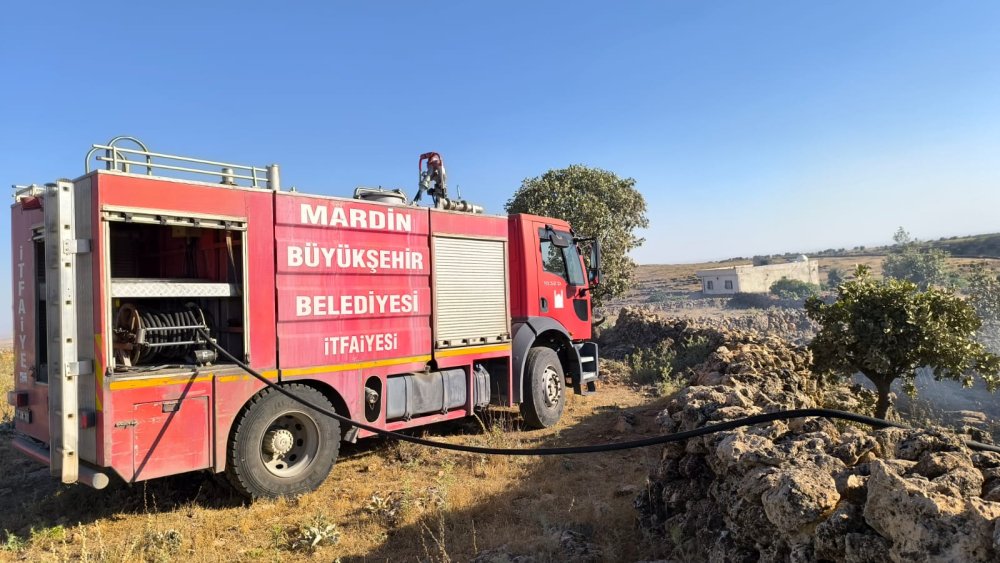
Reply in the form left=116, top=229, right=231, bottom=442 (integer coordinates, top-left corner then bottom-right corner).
left=613, top=256, right=1000, bottom=310
left=0, top=351, right=671, bottom=562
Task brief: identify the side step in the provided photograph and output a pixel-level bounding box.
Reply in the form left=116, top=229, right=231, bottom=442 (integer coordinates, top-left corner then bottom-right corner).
left=573, top=342, right=599, bottom=395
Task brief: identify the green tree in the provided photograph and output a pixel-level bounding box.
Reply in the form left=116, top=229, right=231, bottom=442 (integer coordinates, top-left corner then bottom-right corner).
left=505, top=165, right=648, bottom=306
left=967, top=262, right=1000, bottom=323
left=805, top=265, right=1000, bottom=419
left=882, top=227, right=951, bottom=290
left=826, top=267, right=844, bottom=289
left=769, top=277, right=819, bottom=300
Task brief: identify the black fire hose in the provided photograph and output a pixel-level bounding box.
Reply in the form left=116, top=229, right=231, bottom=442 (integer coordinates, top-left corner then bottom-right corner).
left=198, top=331, right=1000, bottom=455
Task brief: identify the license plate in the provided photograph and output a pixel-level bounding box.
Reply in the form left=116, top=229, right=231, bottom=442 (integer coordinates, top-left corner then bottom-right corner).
left=15, top=409, right=31, bottom=424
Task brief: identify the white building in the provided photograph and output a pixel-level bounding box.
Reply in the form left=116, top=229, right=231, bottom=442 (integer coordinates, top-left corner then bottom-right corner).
left=696, top=256, right=820, bottom=295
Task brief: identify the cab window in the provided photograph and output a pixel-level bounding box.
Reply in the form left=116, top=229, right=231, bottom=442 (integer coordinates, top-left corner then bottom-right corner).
left=539, top=228, right=586, bottom=286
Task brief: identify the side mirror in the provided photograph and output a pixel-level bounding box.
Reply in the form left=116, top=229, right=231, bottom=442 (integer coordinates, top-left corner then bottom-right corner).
left=588, top=239, right=601, bottom=286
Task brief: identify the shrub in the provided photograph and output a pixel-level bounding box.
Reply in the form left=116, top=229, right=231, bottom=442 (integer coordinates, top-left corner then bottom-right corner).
left=769, top=277, right=819, bottom=300
left=967, top=262, right=1000, bottom=323
left=644, top=290, right=671, bottom=303
left=673, top=336, right=714, bottom=375
left=291, top=513, right=340, bottom=552
left=1, top=531, right=26, bottom=552
left=826, top=268, right=844, bottom=289
left=883, top=227, right=952, bottom=290
left=727, top=292, right=775, bottom=309
left=625, top=336, right=716, bottom=395
left=627, top=342, right=675, bottom=386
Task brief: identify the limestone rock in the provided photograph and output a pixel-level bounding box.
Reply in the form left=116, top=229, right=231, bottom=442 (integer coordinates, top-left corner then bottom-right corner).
left=863, top=460, right=1000, bottom=562
left=760, top=465, right=839, bottom=534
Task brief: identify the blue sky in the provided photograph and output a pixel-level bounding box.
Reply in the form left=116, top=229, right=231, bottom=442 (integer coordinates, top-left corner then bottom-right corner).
left=2, top=1, right=1000, bottom=335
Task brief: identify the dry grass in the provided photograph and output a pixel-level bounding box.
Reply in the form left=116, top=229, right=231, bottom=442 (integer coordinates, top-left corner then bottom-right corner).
left=0, top=352, right=671, bottom=562
left=0, top=350, right=13, bottom=427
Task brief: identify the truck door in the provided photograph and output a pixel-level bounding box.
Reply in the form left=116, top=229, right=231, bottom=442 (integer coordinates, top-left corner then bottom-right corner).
left=535, top=225, right=591, bottom=340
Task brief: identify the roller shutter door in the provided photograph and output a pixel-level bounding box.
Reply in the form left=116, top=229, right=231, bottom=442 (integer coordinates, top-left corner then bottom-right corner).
left=433, top=236, right=510, bottom=348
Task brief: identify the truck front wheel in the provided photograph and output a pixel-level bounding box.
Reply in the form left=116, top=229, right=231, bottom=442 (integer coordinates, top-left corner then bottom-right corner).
left=226, top=384, right=340, bottom=499
left=519, top=347, right=566, bottom=429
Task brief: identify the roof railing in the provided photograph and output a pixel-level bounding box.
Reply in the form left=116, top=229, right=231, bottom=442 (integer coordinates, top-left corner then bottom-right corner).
left=84, top=136, right=280, bottom=190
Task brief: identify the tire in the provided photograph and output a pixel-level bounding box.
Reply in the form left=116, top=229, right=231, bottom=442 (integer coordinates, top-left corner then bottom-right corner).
left=226, top=384, right=340, bottom=499
left=519, top=347, right=566, bottom=429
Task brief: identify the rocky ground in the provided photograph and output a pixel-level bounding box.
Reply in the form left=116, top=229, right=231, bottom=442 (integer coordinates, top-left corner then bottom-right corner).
left=597, top=308, right=1000, bottom=562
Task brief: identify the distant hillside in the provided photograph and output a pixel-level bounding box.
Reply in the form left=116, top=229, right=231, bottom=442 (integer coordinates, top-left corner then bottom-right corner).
left=725, top=232, right=1000, bottom=264
left=927, top=233, right=1000, bottom=258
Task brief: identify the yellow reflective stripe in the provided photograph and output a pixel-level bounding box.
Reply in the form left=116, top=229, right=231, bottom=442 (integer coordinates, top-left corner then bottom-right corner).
left=110, top=375, right=214, bottom=390
left=280, top=355, right=432, bottom=378
left=434, top=344, right=512, bottom=358
left=217, top=370, right=278, bottom=383
left=108, top=370, right=278, bottom=390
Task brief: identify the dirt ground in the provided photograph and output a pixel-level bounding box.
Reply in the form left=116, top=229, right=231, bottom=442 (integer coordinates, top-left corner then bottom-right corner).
left=0, top=352, right=670, bottom=562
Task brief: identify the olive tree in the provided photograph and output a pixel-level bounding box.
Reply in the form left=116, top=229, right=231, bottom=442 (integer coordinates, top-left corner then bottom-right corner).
left=883, top=227, right=951, bottom=290
left=505, top=165, right=648, bottom=306
left=805, top=265, right=1000, bottom=419
left=826, top=267, right=844, bottom=289
left=967, top=262, right=1000, bottom=323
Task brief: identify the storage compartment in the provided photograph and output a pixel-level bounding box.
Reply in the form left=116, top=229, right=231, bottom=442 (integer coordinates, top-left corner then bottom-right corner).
left=386, top=368, right=467, bottom=421
left=133, top=397, right=211, bottom=481
left=106, top=216, right=247, bottom=371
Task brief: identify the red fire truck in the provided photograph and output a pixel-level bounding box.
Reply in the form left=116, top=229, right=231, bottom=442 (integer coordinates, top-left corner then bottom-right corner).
left=8, top=137, right=600, bottom=498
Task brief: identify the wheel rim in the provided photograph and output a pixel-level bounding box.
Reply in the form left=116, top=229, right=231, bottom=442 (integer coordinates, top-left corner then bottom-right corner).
left=259, top=411, right=320, bottom=478
left=542, top=365, right=562, bottom=407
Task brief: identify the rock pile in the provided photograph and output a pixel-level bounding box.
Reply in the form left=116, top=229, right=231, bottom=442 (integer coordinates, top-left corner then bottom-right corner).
left=691, top=308, right=818, bottom=345
left=632, top=312, right=1000, bottom=562
left=597, top=307, right=724, bottom=361
left=602, top=304, right=818, bottom=348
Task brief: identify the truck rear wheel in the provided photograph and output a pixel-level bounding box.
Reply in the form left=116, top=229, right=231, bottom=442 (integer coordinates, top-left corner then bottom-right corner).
left=519, top=347, right=566, bottom=429
left=226, top=384, right=340, bottom=499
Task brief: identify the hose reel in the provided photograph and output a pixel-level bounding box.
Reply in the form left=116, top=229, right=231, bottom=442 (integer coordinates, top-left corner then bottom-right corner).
left=113, top=302, right=216, bottom=367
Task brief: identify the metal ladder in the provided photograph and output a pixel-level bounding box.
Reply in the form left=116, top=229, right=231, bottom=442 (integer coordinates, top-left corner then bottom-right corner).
left=574, top=341, right=599, bottom=395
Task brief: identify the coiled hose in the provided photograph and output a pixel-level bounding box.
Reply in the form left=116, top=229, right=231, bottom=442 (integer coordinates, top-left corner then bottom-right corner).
left=116, top=303, right=209, bottom=365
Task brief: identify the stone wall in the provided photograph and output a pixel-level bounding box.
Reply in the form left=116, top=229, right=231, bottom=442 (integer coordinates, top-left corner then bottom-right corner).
left=621, top=314, right=1000, bottom=562
left=736, top=260, right=820, bottom=293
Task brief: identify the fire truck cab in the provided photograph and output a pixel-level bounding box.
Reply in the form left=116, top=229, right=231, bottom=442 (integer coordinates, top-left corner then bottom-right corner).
left=8, top=138, right=601, bottom=498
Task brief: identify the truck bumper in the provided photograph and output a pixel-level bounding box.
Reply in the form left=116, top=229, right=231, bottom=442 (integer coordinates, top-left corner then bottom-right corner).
left=11, top=436, right=110, bottom=490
